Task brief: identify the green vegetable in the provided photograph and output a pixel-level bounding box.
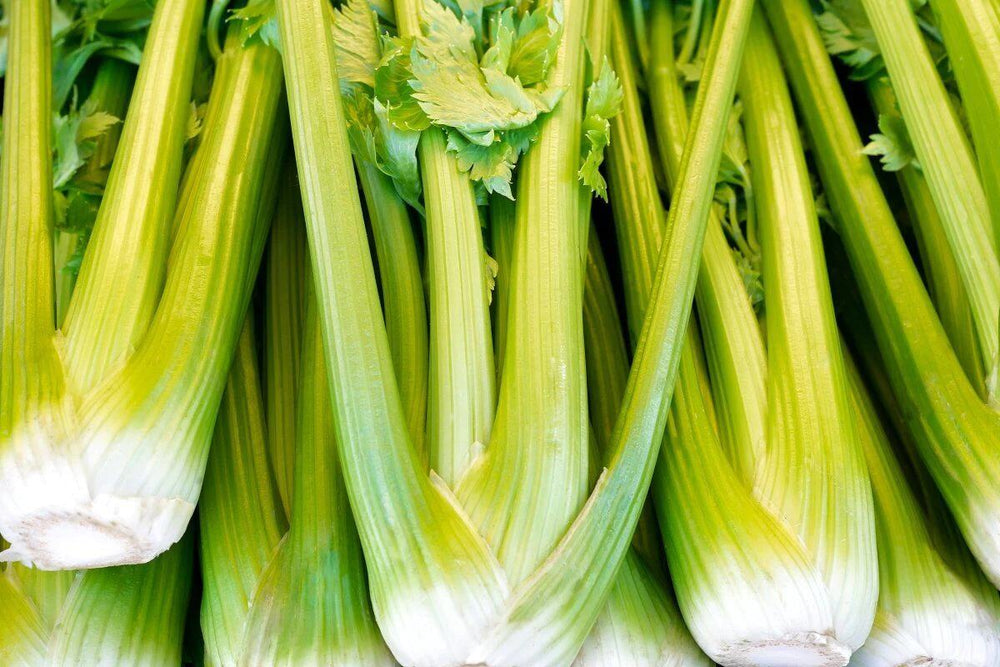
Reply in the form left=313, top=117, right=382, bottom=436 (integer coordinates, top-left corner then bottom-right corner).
left=579, top=226, right=709, bottom=665
left=852, top=0, right=1000, bottom=401
left=865, top=79, right=985, bottom=391
left=929, top=0, right=1000, bottom=249
left=763, top=0, right=1000, bottom=589
left=0, top=0, right=284, bottom=570
left=843, top=347, right=1000, bottom=666
left=276, top=0, right=752, bottom=662
left=632, top=4, right=876, bottom=663
left=53, top=57, right=136, bottom=326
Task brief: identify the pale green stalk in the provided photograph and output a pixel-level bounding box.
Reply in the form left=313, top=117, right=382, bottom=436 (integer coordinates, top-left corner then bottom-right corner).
left=579, top=230, right=709, bottom=666
left=741, top=11, right=876, bottom=648
left=470, top=1, right=757, bottom=662
left=239, top=304, right=394, bottom=665
left=358, top=160, right=429, bottom=459
left=763, top=0, right=1000, bottom=588
left=647, top=0, right=767, bottom=486
left=54, top=58, right=136, bottom=327
left=858, top=0, right=1000, bottom=399
left=1, top=0, right=281, bottom=570
left=867, top=79, right=985, bottom=391
left=843, top=349, right=1000, bottom=666
left=644, top=4, right=876, bottom=662
left=278, top=0, right=754, bottom=662
left=394, top=0, right=496, bottom=487
left=929, top=0, right=1000, bottom=249
left=48, top=539, right=192, bottom=667
left=200, top=321, right=286, bottom=667
left=276, top=2, right=508, bottom=663
left=263, top=169, right=309, bottom=517
left=453, top=0, right=594, bottom=588
left=0, top=537, right=193, bottom=666
left=61, top=0, right=205, bottom=391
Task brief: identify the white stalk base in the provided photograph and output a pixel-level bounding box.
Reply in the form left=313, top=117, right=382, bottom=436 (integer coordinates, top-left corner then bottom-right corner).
left=0, top=494, right=193, bottom=570
left=714, top=632, right=851, bottom=667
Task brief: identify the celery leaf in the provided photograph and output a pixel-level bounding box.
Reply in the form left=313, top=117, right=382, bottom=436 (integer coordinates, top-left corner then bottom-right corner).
left=331, top=0, right=380, bottom=89
left=231, top=0, right=279, bottom=49
left=333, top=0, right=424, bottom=212
left=374, top=2, right=564, bottom=195
left=863, top=113, right=920, bottom=172
left=578, top=59, right=623, bottom=200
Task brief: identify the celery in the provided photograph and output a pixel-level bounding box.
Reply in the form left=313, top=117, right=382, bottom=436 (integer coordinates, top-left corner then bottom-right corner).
left=392, top=0, right=497, bottom=486
left=53, top=58, right=136, bottom=326
left=854, top=0, right=1000, bottom=399
left=0, top=0, right=289, bottom=569
left=629, top=3, right=876, bottom=662
left=866, top=80, right=986, bottom=391
left=262, top=171, right=309, bottom=516
left=843, top=349, right=1000, bottom=666
left=579, top=227, right=708, bottom=665
left=929, top=0, right=1000, bottom=249
left=358, top=160, right=429, bottom=458
left=763, top=0, right=1000, bottom=588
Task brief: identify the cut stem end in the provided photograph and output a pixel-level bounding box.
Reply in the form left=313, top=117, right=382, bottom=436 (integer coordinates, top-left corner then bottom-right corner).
left=0, top=494, right=193, bottom=569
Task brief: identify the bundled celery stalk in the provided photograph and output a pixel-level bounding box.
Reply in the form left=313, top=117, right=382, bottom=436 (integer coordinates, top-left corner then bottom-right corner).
left=0, top=6, right=191, bottom=662
left=849, top=0, right=1000, bottom=403
left=864, top=80, right=985, bottom=390
left=0, top=0, right=283, bottom=569
left=578, top=229, right=710, bottom=666
left=200, top=9, right=427, bottom=658
left=277, top=0, right=752, bottom=663
left=842, top=348, right=1000, bottom=666
left=622, top=3, right=876, bottom=664
left=53, top=58, right=136, bottom=326
left=763, top=0, right=1000, bottom=589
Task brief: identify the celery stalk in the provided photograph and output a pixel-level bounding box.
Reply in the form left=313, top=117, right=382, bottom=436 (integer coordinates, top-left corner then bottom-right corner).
left=740, top=11, right=877, bottom=648
left=358, top=160, right=429, bottom=459
left=843, top=349, right=1000, bottom=666
left=239, top=304, right=394, bottom=664
left=857, top=0, right=1000, bottom=398
left=489, top=195, right=516, bottom=384
left=54, top=58, right=136, bottom=327
left=929, top=0, right=1000, bottom=250
left=644, top=4, right=877, bottom=661
left=579, top=229, right=709, bottom=665
left=647, top=0, right=767, bottom=486
left=763, top=0, right=1000, bottom=588
left=393, top=0, right=496, bottom=487
left=276, top=2, right=508, bottom=662
left=61, top=0, right=205, bottom=391
left=200, top=321, right=286, bottom=666
left=262, top=170, right=309, bottom=517
left=454, top=0, right=594, bottom=588
left=866, top=79, right=985, bottom=391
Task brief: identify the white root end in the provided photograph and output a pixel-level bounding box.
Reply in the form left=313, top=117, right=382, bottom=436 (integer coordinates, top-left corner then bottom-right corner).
left=0, top=494, right=193, bottom=569
left=714, top=632, right=851, bottom=667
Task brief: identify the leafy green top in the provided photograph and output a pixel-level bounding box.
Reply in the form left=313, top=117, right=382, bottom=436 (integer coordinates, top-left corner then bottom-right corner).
left=375, top=1, right=565, bottom=198
left=578, top=59, right=623, bottom=201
